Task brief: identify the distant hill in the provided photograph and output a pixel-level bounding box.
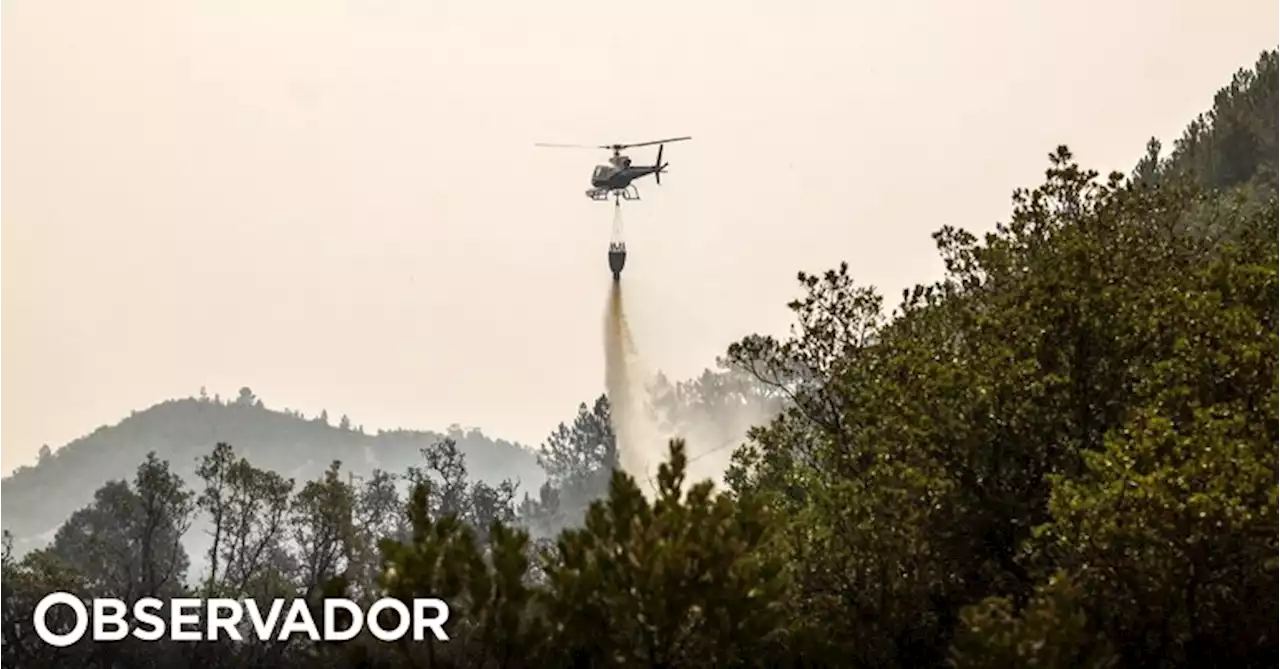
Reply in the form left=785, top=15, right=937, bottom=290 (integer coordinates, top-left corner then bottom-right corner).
left=0, top=392, right=546, bottom=550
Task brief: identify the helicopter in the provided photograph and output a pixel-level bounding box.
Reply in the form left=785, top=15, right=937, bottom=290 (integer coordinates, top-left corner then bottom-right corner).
left=535, top=136, right=691, bottom=202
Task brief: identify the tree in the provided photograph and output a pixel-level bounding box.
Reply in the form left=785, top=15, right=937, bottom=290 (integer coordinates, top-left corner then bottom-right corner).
left=540, top=439, right=791, bottom=667
left=531, top=395, right=617, bottom=532
left=235, top=386, right=257, bottom=406
left=132, top=453, right=195, bottom=599
left=1133, top=137, right=1163, bottom=185
left=538, top=395, right=617, bottom=487
left=196, top=442, right=295, bottom=598
left=48, top=453, right=193, bottom=601
left=347, top=469, right=402, bottom=600
left=195, top=442, right=235, bottom=593
left=290, top=460, right=356, bottom=599
left=401, top=437, right=521, bottom=547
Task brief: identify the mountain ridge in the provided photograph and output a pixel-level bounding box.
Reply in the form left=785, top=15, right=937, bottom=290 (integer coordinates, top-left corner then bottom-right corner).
left=0, top=391, right=546, bottom=545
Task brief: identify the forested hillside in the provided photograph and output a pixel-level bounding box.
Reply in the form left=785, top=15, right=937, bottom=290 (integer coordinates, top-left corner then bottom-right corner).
left=1134, top=49, right=1277, bottom=197
left=2, top=49, right=1275, bottom=669
left=0, top=389, right=546, bottom=552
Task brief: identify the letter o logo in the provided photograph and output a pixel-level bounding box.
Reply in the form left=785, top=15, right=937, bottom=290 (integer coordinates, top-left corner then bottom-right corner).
left=367, top=599, right=410, bottom=642
left=34, top=592, right=89, bottom=647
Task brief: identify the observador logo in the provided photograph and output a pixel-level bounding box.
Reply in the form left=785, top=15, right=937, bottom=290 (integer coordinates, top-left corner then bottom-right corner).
left=33, top=592, right=451, bottom=646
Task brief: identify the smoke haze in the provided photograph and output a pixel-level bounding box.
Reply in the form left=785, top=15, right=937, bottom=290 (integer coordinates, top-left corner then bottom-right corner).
left=604, top=274, right=779, bottom=496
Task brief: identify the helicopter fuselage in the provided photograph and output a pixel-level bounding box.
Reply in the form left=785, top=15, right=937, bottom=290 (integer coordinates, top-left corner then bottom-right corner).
left=590, top=164, right=661, bottom=190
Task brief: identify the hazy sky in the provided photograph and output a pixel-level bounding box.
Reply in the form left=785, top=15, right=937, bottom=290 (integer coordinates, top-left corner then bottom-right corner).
left=3, top=0, right=1276, bottom=475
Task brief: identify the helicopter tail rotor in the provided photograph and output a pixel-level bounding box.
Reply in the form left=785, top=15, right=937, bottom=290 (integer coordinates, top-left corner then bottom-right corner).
left=655, top=144, right=668, bottom=185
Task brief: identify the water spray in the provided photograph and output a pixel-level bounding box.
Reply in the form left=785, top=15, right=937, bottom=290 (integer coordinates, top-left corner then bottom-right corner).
left=605, top=280, right=646, bottom=485
left=602, top=201, right=662, bottom=494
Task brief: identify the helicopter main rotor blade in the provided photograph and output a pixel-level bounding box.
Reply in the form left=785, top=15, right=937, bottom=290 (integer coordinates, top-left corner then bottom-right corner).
left=534, top=143, right=603, bottom=149
left=537, top=137, right=692, bottom=153
left=613, top=136, right=692, bottom=150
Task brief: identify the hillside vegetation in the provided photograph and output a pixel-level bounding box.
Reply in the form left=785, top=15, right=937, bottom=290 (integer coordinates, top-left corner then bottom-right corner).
left=1, top=390, right=546, bottom=548
left=2, top=49, right=1276, bottom=669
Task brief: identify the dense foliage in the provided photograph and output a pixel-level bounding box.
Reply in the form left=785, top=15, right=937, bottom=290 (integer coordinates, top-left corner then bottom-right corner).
left=3, top=50, right=1275, bottom=668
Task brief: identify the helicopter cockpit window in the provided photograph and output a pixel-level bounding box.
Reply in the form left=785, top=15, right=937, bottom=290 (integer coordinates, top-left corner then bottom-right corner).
left=593, top=165, right=611, bottom=180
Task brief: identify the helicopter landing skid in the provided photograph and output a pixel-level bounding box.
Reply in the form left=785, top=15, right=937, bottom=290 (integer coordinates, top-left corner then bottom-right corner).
left=586, top=186, right=641, bottom=202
